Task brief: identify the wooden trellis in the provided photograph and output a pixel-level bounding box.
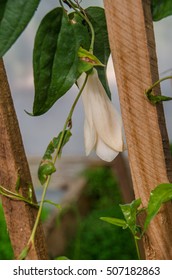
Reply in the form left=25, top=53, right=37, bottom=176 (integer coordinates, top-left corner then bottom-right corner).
left=0, top=0, right=172, bottom=260
left=104, top=0, right=172, bottom=259
left=0, top=59, right=48, bottom=259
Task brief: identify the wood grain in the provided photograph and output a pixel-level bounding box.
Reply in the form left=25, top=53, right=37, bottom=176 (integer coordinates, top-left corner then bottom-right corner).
left=104, top=0, right=172, bottom=259
left=0, top=59, right=48, bottom=259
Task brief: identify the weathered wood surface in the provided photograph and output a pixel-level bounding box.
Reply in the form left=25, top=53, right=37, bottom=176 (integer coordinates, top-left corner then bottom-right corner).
left=104, top=0, right=172, bottom=259
left=0, top=59, right=48, bottom=259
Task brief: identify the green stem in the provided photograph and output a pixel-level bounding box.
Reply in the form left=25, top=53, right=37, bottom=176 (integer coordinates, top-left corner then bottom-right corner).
left=53, top=74, right=88, bottom=164
left=146, top=75, right=172, bottom=93
left=18, top=74, right=88, bottom=259
left=0, top=186, right=38, bottom=207
left=134, top=237, right=141, bottom=260
left=64, top=0, right=95, bottom=53
left=80, top=11, right=95, bottom=53
left=59, top=0, right=65, bottom=9
left=26, top=175, right=51, bottom=249
left=0, top=185, right=20, bottom=196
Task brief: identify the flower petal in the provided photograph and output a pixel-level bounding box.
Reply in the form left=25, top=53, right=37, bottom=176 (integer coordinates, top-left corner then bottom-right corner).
left=86, top=69, right=124, bottom=152
left=84, top=118, right=96, bottom=155
left=77, top=69, right=124, bottom=161
left=96, top=137, right=119, bottom=162
left=77, top=73, right=97, bottom=155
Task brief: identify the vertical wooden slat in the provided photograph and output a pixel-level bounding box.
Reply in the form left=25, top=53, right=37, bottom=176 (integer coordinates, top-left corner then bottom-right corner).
left=0, top=59, right=48, bottom=259
left=104, top=0, right=172, bottom=259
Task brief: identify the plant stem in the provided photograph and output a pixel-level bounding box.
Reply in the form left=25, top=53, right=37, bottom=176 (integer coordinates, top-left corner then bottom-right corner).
left=59, top=0, right=65, bottom=9
left=134, top=237, right=141, bottom=260
left=27, top=176, right=51, bottom=247
left=0, top=186, right=38, bottom=207
left=53, top=74, right=88, bottom=164
left=146, top=75, right=172, bottom=93
left=18, top=74, right=88, bottom=259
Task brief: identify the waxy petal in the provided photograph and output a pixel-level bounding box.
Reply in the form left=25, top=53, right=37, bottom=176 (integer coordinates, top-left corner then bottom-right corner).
left=78, top=73, right=97, bottom=155
left=96, top=137, right=119, bottom=162
left=77, top=69, right=125, bottom=161
left=84, top=118, right=96, bottom=155
left=85, top=69, right=124, bottom=152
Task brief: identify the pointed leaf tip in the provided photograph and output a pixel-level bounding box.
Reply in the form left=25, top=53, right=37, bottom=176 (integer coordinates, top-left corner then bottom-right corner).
left=144, top=183, right=172, bottom=231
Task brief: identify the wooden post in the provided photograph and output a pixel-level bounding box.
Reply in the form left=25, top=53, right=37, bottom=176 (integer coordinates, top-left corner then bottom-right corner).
left=0, top=59, right=48, bottom=259
left=104, top=0, right=172, bottom=259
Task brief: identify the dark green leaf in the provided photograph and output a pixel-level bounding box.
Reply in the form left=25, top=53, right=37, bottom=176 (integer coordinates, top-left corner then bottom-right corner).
left=144, top=183, right=172, bottom=230
left=69, top=12, right=90, bottom=52
left=0, top=0, right=40, bottom=57
left=38, top=161, right=56, bottom=185
left=120, top=198, right=142, bottom=235
left=33, top=8, right=90, bottom=115
left=100, top=217, right=127, bottom=228
left=33, top=8, right=63, bottom=115
left=86, top=7, right=111, bottom=99
left=0, top=0, right=7, bottom=22
left=151, top=0, right=172, bottom=21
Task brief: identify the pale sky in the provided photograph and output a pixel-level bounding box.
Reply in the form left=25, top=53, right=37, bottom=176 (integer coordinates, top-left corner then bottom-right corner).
left=3, top=0, right=172, bottom=158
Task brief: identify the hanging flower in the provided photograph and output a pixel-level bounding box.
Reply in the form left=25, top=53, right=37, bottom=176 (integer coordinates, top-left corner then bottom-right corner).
left=77, top=68, right=125, bottom=162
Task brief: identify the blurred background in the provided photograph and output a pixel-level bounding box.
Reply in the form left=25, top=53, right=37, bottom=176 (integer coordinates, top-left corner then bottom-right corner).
left=0, top=0, right=172, bottom=259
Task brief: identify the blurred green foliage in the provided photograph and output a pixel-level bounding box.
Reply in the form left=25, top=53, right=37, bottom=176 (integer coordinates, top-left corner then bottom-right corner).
left=6, top=153, right=172, bottom=259
left=65, top=166, right=138, bottom=260
left=0, top=202, right=14, bottom=259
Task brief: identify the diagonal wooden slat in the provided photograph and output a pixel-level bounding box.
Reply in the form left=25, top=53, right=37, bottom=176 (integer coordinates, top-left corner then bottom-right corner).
left=0, top=59, right=48, bottom=259
left=104, top=0, right=172, bottom=259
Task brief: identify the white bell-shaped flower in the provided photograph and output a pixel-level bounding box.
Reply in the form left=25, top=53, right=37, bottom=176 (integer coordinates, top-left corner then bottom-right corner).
left=77, top=68, right=125, bottom=162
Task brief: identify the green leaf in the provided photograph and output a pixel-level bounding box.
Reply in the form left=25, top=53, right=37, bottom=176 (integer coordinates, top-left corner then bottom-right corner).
left=0, top=0, right=40, bottom=57
left=56, top=129, right=72, bottom=158
left=55, top=256, right=69, bottom=260
left=33, top=8, right=90, bottom=115
left=78, top=46, right=104, bottom=73
left=0, top=0, right=7, bottom=22
left=144, top=183, right=172, bottom=230
left=33, top=8, right=63, bottom=115
left=38, top=161, right=56, bottom=185
left=43, top=129, right=72, bottom=160
left=145, top=90, right=172, bottom=105
left=120, top=198, right=142, bottom=235
left=151, top=0, right=172, bottom=21
left=86, top=7, right=111, bottom=99
left=100, top=217, right=127, bottom=229
left=38, top=129, right=72, bottom=185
